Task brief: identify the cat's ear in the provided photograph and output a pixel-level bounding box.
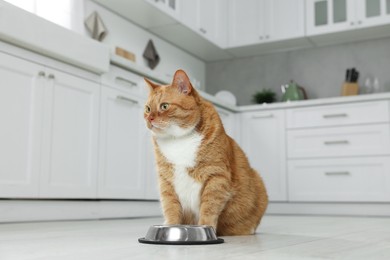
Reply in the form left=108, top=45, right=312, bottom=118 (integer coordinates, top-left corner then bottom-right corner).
left=144, top=78, right=159, bottom=91
left=172, top=69, right=192, bottom=95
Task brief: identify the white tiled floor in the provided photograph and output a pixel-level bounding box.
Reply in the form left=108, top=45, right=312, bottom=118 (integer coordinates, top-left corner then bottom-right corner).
left=1, top=215, right=390, bottom=260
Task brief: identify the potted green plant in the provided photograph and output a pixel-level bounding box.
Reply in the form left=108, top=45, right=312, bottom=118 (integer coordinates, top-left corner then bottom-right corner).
left=252, top=89, right=276, bottom=104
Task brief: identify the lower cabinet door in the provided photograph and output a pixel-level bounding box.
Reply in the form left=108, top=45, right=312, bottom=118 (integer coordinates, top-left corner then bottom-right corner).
left=0, top=52, right=44, bottom=197
left=143, top=130, right=160, bottom=200
left=241, top=110, right=287, bottom=201
left=216, top=107, right=237, bottom=141
left=39, top=69, right=99, bottom=198
left=288, top=157, right=390, bottom=202
left=98, top=86, right=146, bottom=199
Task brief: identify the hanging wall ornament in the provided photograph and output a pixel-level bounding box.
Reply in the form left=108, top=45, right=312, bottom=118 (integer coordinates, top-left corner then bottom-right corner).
left=143, top=40, right=160, bottom=70
left=85, top=11, right=107, bottom=41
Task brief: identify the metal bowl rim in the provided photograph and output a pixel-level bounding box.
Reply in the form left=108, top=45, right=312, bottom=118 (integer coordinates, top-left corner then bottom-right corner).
left=144, top=224, right=219, bottom=242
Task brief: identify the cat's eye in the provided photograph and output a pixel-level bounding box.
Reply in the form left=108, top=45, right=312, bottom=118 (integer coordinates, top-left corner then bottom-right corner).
left=145, top=105, right=151, bottom=113
left=160, top=103, right=170, bottom=111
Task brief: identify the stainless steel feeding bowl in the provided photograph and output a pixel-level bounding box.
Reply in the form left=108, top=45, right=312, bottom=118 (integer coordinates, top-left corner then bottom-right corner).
left=138, top=225, right=224, bottom=245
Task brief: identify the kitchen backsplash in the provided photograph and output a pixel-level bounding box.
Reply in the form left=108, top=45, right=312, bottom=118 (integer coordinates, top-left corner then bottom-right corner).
left=206, top=36, right=390, bottom=106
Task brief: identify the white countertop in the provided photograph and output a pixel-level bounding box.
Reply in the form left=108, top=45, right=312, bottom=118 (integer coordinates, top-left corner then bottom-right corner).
left=238, top=92, right=390, bottom=112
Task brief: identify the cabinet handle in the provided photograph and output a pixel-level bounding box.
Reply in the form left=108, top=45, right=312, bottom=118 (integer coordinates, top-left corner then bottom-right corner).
left=48, top=74, right=55, bottom=79
left=259, top=36, right=264, bottom=40
left=357, top=20, right=362, bottom=25
left=324, top=140, right=349, bottom=145
left=265, top=35, right=270, bottom=39
left=115, top=76, right=137, bottom=88
left=199, top=28, right=207, bottom=34
left=38, top=71, right=45, bottom=77
left=116, top=95, right=139, bottom=105
left=325, top=171, right=350, bottom=176
left=252, top=114, right=273, bottom=119
left=350, top=22, right=355, bottom=26
left=323, top=113, right=347, bottom=118
left=217, top=110, right=230, bottom=117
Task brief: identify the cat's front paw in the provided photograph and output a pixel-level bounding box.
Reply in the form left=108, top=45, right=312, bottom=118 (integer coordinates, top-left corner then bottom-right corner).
left=198, top=219, right=217, bottom=231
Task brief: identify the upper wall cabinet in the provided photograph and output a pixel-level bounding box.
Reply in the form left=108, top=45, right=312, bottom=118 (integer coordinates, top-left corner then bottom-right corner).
left=94, top=0, right=232, bottom=61
left=306, top=0, right=390, bottom=36
left=145, top=0, right=181, bottom=21
left=228, top=0, right=305, bottom=48
left=356, top=0, right=390, bottom=27
left=181, top=0, right=228, bottom=48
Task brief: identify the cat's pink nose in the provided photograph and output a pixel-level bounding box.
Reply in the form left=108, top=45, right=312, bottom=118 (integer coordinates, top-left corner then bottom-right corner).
left=148, top=116, right=154, bottom=122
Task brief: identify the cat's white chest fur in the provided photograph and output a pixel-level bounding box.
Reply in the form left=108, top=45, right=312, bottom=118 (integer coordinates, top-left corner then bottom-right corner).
left=156, top=131, right=203, bottom=221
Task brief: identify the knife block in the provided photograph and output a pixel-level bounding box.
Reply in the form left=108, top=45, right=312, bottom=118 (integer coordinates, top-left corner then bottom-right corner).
left=341, top=82, right=359, bottom=96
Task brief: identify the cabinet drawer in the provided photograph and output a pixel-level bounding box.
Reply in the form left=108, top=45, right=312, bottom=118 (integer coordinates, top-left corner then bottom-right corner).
left=288, top=157, right=390, bottom=202
left=287, top=124, right=390, bottom=158
left=287, top=101, right=390, bottom=129
left=101, top=66, right=145, bottom=97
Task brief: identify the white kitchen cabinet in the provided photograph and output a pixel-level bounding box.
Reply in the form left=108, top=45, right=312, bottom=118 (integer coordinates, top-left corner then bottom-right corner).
left=288, top=157, right=390, bottom=202
left=286, top=100, right=390, bottom=129
left=356, top=0, right=390, bottom=27
left=145, top=0, right=181, bottom=20
left=181, top=0, right=228, bottom=47
left=143, top=130, right=160, bottom=200
left=306, top=0, right=390, bottom=36
left=0, top=47, right=100, bottom=199
left=0, top=52, right=44, bottom=197
left=287, top=124, right=390, bottom=159
left=228, top=0, right=305, bottom=48
left=98, top=86, right=146, bottom=199
left=100, top=66, right=159, bottom=200
left=286, top=99, right=390, bottom=203
left=306, top=0, right=353, bottom=35
left=216, top=107, right=238, bottom=142
left=227, top=0, right=259, bottom=47
left=241, top=110, right=287, bottom=201
left=266, top=0, right=305, bottom=41
left=39, top=69, right=100, bottom=198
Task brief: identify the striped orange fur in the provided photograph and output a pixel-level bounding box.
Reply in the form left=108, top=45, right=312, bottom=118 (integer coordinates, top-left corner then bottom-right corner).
left=144, top=70, right=268, bottom=236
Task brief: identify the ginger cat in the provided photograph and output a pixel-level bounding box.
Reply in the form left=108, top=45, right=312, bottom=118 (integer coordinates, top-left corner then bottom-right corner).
left=144, top=70, right=268, bottom=236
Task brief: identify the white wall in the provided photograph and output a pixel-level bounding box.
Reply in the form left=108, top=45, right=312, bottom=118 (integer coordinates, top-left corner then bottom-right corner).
left=84, top=0, right=206, bottom=89
left=3, top=0, right=85, bottom=34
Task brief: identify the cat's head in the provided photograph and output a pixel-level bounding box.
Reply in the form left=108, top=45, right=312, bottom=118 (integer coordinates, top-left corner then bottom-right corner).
left=144, top=69, right=201, bottom=138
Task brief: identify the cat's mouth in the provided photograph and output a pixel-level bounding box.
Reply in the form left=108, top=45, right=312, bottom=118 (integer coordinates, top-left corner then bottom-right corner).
left=150, top=122, right=166, bottom=130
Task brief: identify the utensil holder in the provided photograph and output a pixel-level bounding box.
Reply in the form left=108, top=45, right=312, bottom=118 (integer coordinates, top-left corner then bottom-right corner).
left=341, top=82, right=359, bottom=96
